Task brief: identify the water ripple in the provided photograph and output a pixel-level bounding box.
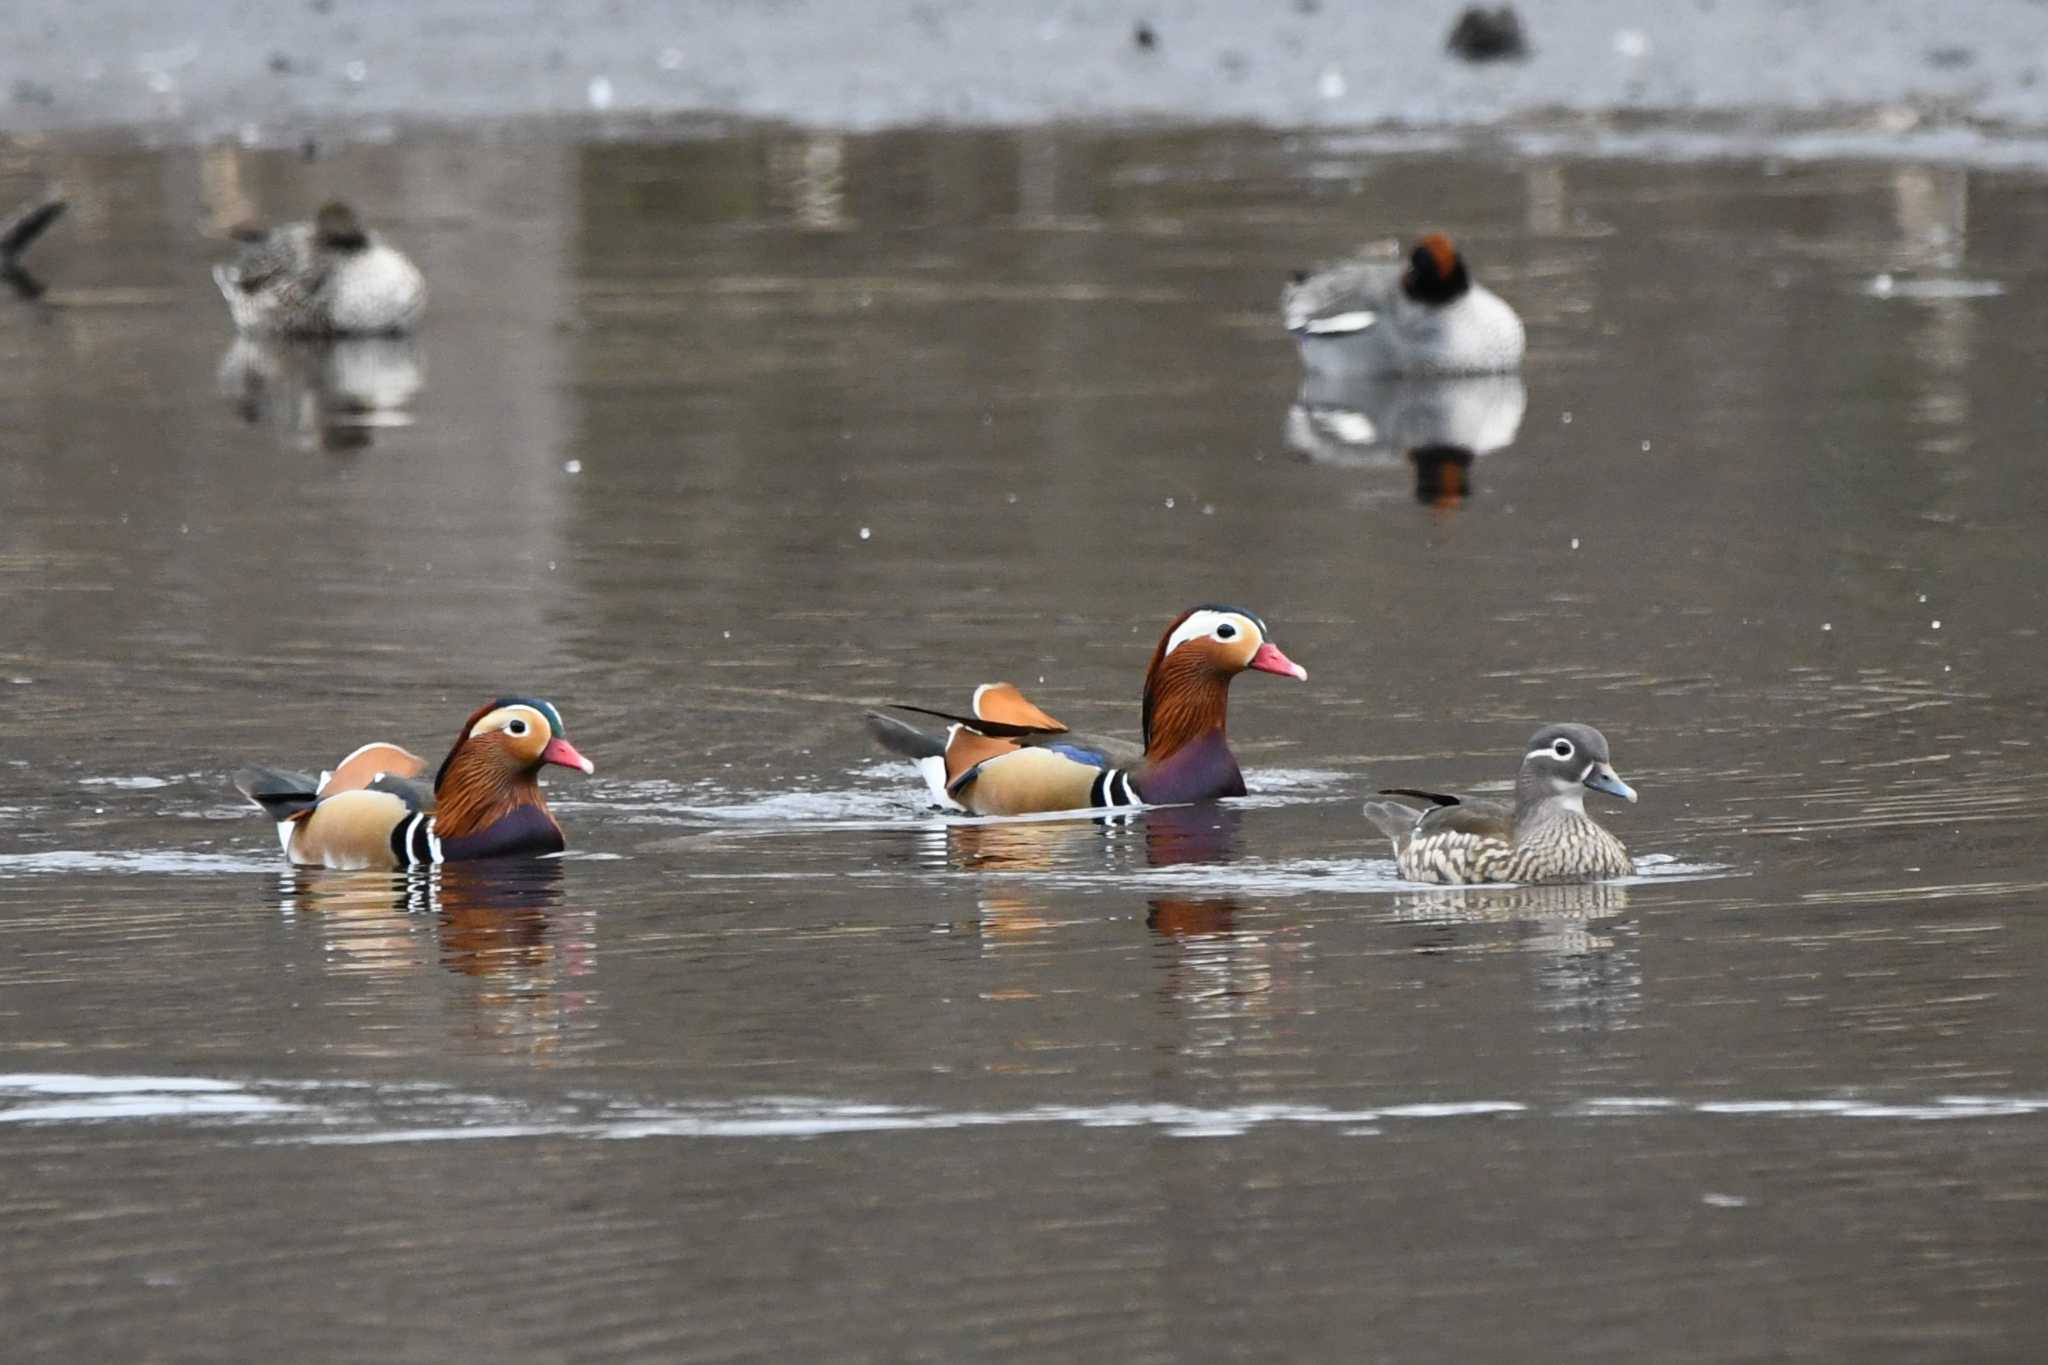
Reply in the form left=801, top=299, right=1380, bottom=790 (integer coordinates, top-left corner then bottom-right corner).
left=7, top=1074, right=2043, bottom=1144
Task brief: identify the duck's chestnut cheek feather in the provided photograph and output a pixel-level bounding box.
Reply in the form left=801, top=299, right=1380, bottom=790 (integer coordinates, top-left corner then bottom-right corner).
left=1248, top=642, right=1308, bottom=681
left=541, top=737, right=595, bottom=774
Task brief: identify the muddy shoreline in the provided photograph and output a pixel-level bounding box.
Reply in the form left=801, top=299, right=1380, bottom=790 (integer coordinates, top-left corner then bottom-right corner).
left=5, top=1, right=2046, bottom=147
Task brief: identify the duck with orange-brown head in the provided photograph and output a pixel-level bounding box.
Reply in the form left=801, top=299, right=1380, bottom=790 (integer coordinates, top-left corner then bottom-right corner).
left=235, top=697, right=594, bottom=869
left=1282, top=232, right=1524, bottom=376
left=868, top=607, right=1306, bottom=816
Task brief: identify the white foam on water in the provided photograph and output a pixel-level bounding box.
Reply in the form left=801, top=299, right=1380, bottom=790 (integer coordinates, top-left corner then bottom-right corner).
left=0, top=1073, right=299, bottom=1123
left=627, top=763, right=1350, bottom=828
left=989, top=853, right=1733, bottom=899
left=0, top=849, right=282, bottom=876
left=14, top=1073, right=2044, bottom=1143
left=2, top=1093, right=298, bottom=1122
left=1498, top=124, right=2048, bottom=172
left=0, top=1073, right=245, bottom=1094
left=1863, top=275, right=2006, bottom=300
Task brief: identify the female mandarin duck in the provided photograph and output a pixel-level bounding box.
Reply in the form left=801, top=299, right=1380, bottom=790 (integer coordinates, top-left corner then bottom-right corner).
left=1282, top=232, right=1524, bottom=376
left=213, top=200, right=426, bottom=336
left=234, top=697, right=593, bottom=869
left=868, top=606, right=1306, bottom=816
left=1363, top=723, right=1636, bottom=884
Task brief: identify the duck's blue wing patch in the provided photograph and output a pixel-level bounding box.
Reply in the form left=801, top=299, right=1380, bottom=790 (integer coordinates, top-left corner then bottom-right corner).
left=1043, top=741, right=1112, bottom=769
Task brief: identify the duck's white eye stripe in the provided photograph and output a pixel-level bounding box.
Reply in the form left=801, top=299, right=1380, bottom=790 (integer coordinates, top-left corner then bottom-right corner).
left=1165, top=610, right=1255, bottom=656
left=470, top=705, right=549, bottom=739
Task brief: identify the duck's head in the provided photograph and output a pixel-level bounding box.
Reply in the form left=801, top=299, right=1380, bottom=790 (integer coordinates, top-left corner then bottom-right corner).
left=435, top=697, right=594, bottom=796
left=1142, top=606, right=1306, bottom=752
left=315, top=200, right=370, bottom=251
left=1517, top=723, right=1635, bottom=814
left=1402, top=232, right=1472, bottom=306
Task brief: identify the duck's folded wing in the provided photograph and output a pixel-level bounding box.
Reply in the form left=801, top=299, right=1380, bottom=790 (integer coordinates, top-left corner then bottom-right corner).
left=1397, top=792, right=1514, bottom=840
left=319, top=741, right=429, bottom=796
left=1019, top=729, right=1144, bottom=769
left=1283, top=261, right=1395, bottom=335
left=948, top=746, right=1114, bottom=816
left=289, top=785, right=424, bottom=868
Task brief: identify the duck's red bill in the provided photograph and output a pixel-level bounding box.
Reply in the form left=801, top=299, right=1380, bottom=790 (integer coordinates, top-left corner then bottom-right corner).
left=541, top=737, right=595, bottom=774
left=1249, top=642, right=1308, bottom=681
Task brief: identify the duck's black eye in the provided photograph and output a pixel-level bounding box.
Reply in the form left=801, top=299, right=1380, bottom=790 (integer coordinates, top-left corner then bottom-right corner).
left=508, top=719, right=529, bottom=737
left=1553, top=739, right=1573, bottom=759
left=1216, top=623, right=1237, bottom=640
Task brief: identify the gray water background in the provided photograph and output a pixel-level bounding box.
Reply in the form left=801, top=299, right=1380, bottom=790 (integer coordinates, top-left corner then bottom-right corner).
left=2, top=124, right=2048, bottom=1359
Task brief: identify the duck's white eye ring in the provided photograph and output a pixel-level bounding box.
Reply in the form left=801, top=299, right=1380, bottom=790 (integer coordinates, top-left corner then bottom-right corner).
left=1215, top=623, right=1238, bottom=640
left=1552, top=739, right=1574, bottom=759
left=508, top=719, right=529, bottom=737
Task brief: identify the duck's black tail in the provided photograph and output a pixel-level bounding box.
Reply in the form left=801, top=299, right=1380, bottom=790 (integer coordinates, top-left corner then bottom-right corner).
left=1361, top=799, right=1422, bottom=852
left=865, top=711, right=945, bottom=760
left=0, top=196, right=65, bottom=263
left=233, top=766, right=321, bottom=822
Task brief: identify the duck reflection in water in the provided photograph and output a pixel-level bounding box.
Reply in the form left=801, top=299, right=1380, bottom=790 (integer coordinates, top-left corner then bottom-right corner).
left=1137, top=806, right=1299, bottom=1060
left=217, top=335, right=424, bottom=453
left=1140, top=804, right=1247, bottom=936
left=1286, top=372, right=1525, bottom=508
left=1, top=193, right=64, bottom=303
left=275, top=859, right=593, bottom=1054
left=930, top=815, right=1140, bottom=941
left=1391, top=879, right=1640, bottom=1032
left=923, top=804, right=1246, bottom=941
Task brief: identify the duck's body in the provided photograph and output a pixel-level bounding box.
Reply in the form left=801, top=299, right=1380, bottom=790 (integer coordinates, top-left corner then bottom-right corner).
left=869, top=607, right=1306, bottom=817
left=213, top=201, right=425, bottom=336
left=235, top=698, right=592, bottom=870
left=1283, top=234, right=1523, bottom=377
left=1364, top=724, right=1636, bottom=885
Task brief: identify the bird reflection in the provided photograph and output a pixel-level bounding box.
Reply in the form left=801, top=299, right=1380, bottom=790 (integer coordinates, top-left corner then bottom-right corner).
left=935, top=815, right=1134, bottom=875
left=924, top=805, right=1245, bottom=943
left=921, top=806, right=1294, bottom=1066
left=1286, top=372, right=1525, bottom=508
left=1142, top=809, right=1288, bottom=1059
left=217, top=335, right=424, bottom=453
left=1142, top=802, right=1241, bottom=868
left=1, top=193, right=65, bottom=303
left=930, top=816, right=1135, bottom=941
left=1389, top=880, right=1640, bottom=1032
left=274, top=860, right=593, bottom=1055
left=3, top=259, right=49, bottom=303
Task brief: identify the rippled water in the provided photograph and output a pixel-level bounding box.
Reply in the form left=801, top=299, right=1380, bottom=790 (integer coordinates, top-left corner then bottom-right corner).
left=4, top=128, right=2048, bottom=1360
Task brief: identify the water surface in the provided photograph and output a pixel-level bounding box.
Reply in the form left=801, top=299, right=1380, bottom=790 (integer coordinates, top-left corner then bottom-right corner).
left=3, top=128, right=2048, bottom=1361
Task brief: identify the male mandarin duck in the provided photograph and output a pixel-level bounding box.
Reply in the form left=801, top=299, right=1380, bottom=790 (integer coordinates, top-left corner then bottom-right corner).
left=867, top=606, right=1306, bottom=816
left=213, top=200, right=426, bottom=336
left=234, top=697, right=593, bottom=869
left=1363, top=724, right=1637, bottom=885
left=1282, top=232, right=1524, bottom=376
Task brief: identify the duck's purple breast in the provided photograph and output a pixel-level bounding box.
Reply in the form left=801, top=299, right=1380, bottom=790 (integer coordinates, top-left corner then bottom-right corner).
left=1133, top=731, right=1245, bottom=805
left=437, top=803, right=565, bottom=862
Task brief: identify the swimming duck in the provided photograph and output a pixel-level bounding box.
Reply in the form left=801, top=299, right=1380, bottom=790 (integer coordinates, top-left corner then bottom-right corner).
left=235, top=697, right=593, bottom=869
left=867, top=606, right=1306, bottom=816
left=1363, top=723, right=1635, bottom=884
left=212, top=200, right=426, bottom=336
left=1282, top=233, right=1524, bottom=376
